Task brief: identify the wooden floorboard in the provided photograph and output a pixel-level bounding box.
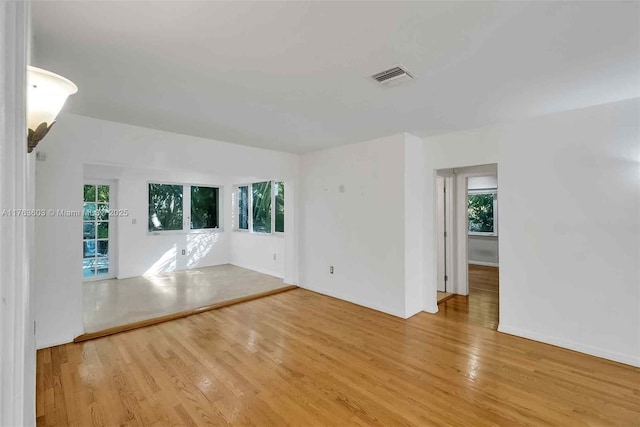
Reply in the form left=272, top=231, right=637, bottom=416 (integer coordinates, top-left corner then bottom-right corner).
left=463, top=264, right=500, bottom=330
left=37, top=286, right=640, bottom=426
left=436, top=291, right=454, bottom=304
left=469, top=264, right=499, bottom=293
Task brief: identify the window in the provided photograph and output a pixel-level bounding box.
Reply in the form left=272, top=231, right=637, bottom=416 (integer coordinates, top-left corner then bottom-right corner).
left=148, top=183, right=183, bottom=231
left=252, top=181, right=272, bottom=233
left=236, top=180, right=285, bottom=234
left=238, top=185, right=249, bottom=230
left=275, top=181, right=284, bottom=233
left=468, top=190, right=497, bottom=235
left=148, top=183, right=220, bottom=232
left=190, top=186, right=218, bottom=229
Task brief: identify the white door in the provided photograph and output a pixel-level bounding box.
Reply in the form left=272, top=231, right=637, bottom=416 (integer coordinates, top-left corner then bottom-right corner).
left=436, top=176, right=447, bottom=292
left=436, top=175, right=455, bottom=293
left=82, top=180, right=116, bottom=280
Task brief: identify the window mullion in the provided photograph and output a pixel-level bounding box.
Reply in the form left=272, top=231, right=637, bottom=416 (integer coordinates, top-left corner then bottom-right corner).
left=493, top=193, right=498, bottom=236
left=248, top=183, right=253, bottom=232
left=271, top=181, right=276, bottom=234
left=184, top=185, right=190, bottom=231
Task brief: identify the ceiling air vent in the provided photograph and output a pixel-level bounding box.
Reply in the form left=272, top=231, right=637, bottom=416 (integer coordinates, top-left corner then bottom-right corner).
left=371, top=65, right=414, bottom=87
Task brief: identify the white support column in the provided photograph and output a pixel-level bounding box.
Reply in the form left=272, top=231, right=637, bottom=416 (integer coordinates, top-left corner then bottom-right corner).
left=404, top=133, right=426, bottom=317
left=0, top=1, right=34, bottom=425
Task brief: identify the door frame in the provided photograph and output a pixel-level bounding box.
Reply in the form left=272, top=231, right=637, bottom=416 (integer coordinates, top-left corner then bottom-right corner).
left=435, top=164, right=498, bottom=300
left=82, top=179, right=118, bottom=282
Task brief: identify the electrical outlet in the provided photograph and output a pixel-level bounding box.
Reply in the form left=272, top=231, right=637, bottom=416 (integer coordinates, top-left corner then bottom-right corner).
left=273, top=253, right=277, bottom=261
left=181, top=249, right=186, bottom=255
left=330, top=266, right=334, bottom=274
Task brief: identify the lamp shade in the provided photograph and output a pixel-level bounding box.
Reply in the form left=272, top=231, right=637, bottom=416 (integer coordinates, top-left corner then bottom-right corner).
left=27, top=66, right=78, bottom=131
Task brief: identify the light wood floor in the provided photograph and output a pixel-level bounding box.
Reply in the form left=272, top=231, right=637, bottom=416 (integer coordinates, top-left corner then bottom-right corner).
left=37, top=285, right=640, bottom=426
left=437, top=264, right=499, bottom=329
left=436, top=291, right=453, bottom=304
left=466, top=264, right=500, bottom=330
left=469, top=264, right=499, bottom=294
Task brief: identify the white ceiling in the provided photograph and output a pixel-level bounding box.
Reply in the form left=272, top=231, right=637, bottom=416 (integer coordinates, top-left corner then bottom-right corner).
left=32, top=1, right=640, bottom=153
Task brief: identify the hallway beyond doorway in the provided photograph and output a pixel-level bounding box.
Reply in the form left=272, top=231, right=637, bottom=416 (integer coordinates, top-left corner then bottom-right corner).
left=469, top=264, right=499, bottom=293
left=439, top=265, right=499, bottom=330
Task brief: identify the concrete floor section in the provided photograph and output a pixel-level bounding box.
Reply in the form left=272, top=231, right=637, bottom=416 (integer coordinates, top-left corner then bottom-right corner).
left=83, top=264, right=285, bottom=333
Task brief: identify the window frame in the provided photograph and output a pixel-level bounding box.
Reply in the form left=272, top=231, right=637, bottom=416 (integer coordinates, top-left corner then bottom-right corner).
left=233, top=180, right=285, bottom=235
left=467, top=188, right=498, bottom=237
left=235, top=185, right=250, bottom=232
left=147, top=181, right=223, bottom=235
left=274, top=181, right=284, bottom=234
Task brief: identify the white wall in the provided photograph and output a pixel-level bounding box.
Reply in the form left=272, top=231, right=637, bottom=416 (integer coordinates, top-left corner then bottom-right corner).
left=423, top=98, right=640, bottom=366
left=404, top=134, right=427, bottom=315
left=35, top=113, right=298, bottom=348
left=468, top=236, right=499, bottom=266
left=230, top=232, right=285, bottom=278
left=468, top=175, right=499, bottom=266
left=300, top=134, right=405, bottom=316
left=299, top=133, right=426, bottom=318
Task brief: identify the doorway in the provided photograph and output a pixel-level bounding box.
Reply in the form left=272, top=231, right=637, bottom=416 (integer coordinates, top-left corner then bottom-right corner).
left=435, top=164, right=499, bottom=329
left=82, top=180, right=117, bottom=280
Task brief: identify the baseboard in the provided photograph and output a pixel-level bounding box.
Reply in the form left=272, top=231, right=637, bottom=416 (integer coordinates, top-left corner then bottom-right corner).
left=422, top=304, right=439, bottom=314
left=468, top=261, right=499, bottom=267
left=229, top=262, right=284, bottom=279
left=498, top=324, right=640, bottom=368
left=36, top=333, right=75, bottom=350
left=299, top=283, right=406, bottom=318
left=405, top=307, right=424, bottom=319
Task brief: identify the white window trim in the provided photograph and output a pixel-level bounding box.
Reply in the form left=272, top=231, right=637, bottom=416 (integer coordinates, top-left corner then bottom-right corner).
left=147, top=181, right=224, bottom=235
left=233, top=184, right=250, bottom=232
left=251, top=181, right=272, bottom=234
left=467, top=188, right=498, bottom=237
left=274, top=181, right=285, bottom=235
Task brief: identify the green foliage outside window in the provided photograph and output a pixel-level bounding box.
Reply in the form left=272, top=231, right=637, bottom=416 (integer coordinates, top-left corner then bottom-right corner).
left=252, top=181, right=272, bottom=233
left=191, top=186, right=219, bottom=229
left=84, top=185, right=96, bottom=202
left=84, top=185, right=109, bottom=203
left=468, top=193, right=494, bottom=233
left=238, top=186, right=249, bottom=230
left=149, top=183, right=184, bottom=231
left=97, top=185, right=109, bottom=202
left=275, top=182, right=284, bottom=232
